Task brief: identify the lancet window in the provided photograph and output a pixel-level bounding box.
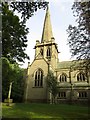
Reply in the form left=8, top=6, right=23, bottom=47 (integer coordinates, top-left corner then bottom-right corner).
left=34, top=69, right=43, bottom=87
left=79, top=92, right=87, bottom=98
left=58, top=92, right=66, bottom=98
left=40, top=48, right=43, bottom=56
left=77, top=72, right=85, bottom=81
left=47, top=47, right=51, bottom=58
left=59, top=73, right=67, bottom=82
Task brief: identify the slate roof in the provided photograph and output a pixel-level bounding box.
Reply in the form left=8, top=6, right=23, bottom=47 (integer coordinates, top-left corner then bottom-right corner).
left=57, top=60, right=87, bottom=69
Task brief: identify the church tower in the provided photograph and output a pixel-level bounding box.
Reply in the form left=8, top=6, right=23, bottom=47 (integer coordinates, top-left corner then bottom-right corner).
left=25, top=6, right=59, bottom=102
left=34, top=6, right=59, bottom=70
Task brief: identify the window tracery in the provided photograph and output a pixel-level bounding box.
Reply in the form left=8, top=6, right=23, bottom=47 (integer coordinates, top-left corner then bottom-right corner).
left=34, top=69, right=43, bottom=87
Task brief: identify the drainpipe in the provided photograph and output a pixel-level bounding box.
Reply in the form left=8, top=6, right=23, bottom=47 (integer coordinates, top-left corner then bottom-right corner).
left=69, top=67, right=73, bottom=104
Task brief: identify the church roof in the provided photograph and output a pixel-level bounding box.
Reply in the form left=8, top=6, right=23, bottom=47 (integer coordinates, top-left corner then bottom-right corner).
left=57, top=61, right=72, bottom=69
left=41, top=6, right=54, bottom=42
left=57, top=60, right=86, bottom=69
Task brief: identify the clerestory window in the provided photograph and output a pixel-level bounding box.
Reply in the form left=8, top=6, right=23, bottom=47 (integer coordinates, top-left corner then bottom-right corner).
left=59, top=73, right=67, bottom=82
left=34, top=69, right=43, bottom=87
left=77, top=72, right=85, bottom=81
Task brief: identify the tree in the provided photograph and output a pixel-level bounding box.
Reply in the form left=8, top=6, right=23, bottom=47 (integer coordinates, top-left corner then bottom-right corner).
left=2, top=57, right=11, bottom=100
left=2, top=3, right=29, bottom=63
left=11, top=64, right=25, bottom=102
left=45, top=71, right=58, bottom=104
left=2, top=57, right=25, bottom=102
left=10, top=1, right=48, bottom=23
left=1, top=1, right=48, bottom=102
left=2, top=1, right=48, bottom=63
left=67, top=2, right=90, bottom=66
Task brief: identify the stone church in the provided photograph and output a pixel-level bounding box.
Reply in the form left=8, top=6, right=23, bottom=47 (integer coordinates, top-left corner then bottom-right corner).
left=24, top=6, right=90, bottom=103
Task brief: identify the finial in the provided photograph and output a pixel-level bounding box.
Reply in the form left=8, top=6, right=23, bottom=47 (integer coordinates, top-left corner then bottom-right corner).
left=47, top=4, right=49, bottom=10
left=28, top=62, right=30, bottom=67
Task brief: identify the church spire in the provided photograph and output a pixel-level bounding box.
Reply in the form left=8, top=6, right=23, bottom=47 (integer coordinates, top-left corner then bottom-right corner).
left=41, top=5, right=54, bottom=43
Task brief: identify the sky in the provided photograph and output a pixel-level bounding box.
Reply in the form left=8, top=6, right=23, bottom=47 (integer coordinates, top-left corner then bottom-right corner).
left=21, top=0, right=77, bottom=68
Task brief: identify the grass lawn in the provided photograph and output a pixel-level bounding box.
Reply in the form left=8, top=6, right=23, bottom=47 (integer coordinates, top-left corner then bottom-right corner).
left=2, top=103, right=89, bottom=120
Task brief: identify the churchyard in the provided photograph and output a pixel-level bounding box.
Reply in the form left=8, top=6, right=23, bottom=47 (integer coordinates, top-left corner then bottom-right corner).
left=2, top=103, right=89, bottom=120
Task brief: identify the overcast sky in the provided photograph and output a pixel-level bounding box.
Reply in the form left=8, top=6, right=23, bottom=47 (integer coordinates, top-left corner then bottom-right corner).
left=21, top=0, right=77, bottom=68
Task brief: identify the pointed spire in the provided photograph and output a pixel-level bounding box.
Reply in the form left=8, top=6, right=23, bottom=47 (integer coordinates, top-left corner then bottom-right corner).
left=41, top=5, right=54, bottom=43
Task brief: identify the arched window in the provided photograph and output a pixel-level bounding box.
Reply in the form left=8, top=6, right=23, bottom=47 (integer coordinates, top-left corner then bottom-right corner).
left=47, top=47, right=51, bottom=57
left=77, top=72, right=85, bottom=81
left=34, top=69, right=43, bottom=87
left=40, top=48, right=43, bottom=56
left=59, top=73, right=67, bottom=82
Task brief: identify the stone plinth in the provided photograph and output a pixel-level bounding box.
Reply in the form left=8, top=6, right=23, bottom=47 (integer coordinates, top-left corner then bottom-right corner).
left=4, top=99, right=13, bottom=106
